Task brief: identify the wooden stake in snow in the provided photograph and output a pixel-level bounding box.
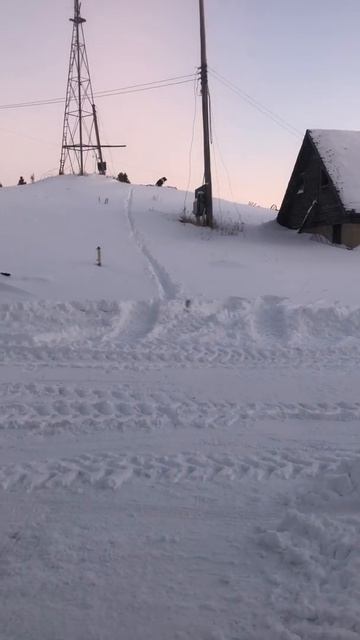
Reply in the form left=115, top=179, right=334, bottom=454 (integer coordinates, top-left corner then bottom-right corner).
left=96, top=246, right=102, bottom=267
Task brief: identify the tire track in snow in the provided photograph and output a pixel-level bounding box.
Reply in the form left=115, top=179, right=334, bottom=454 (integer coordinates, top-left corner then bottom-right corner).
left=3, top=382, right=360, bottom=435
left=1, top=449, right=359, bottom=492
left=126, top=188, right=180, bottom=301
left=101, top=299, right=161, bottom=345
left=3, top=296, right=360, bottom=368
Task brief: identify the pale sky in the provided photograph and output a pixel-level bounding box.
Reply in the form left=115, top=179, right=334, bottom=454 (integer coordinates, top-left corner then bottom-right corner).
left=1, top=0, right=360, bottom=208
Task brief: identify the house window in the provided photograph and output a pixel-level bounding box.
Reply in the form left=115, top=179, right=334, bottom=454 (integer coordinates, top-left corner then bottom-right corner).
left=321, top=170, right=329, bottom=188
left=296, top=174, right=305, bottom=195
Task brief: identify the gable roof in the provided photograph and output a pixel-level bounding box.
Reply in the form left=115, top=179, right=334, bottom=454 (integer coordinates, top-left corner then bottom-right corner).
left=309, top=129, right=360, bottom=214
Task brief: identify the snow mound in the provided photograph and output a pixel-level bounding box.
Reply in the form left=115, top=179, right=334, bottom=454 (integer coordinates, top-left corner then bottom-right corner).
left=2, top=296, right=360, bottom=368
left=258, top=454, right=360, bottom=639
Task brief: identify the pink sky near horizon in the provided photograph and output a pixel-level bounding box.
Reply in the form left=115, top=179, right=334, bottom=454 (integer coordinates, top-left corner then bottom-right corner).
left=2, top=1, right=360, bottom=208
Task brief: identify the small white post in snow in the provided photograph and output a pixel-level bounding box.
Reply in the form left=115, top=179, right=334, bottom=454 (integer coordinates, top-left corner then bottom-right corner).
left=96, top=246, right=102, bottom=267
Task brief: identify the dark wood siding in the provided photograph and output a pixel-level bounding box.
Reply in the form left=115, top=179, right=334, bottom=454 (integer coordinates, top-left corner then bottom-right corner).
left=277, top=136, right=314, bottom=229
left=277, top=132, right=346, bottom=230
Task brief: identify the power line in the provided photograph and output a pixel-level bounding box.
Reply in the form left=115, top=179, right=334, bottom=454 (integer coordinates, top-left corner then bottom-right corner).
left=0, top=74, right=197, bottom=111
left=208, top=97, right=244, bottom=222
left=95, top=74, right=196, bottom=98
left=213, top=129, right=244, bottom=221
left=97, top=78, right=196, bottom=100
left=183, top=77, right=200, bottom=213
left=209, top=67, right=302, bottom=138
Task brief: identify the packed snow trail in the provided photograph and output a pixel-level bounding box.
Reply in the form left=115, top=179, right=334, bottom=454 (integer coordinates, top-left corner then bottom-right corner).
left=126, top=187, right=182, bottom=300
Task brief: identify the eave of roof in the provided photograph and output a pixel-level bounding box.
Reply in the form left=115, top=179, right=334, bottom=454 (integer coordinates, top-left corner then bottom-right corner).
left=309, top=129, right=360, bottom=214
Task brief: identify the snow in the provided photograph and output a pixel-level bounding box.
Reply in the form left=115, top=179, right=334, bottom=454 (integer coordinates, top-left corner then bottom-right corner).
left=1, top=175, right=360, bottom=639
left=310, top=129, right=360, bottom=213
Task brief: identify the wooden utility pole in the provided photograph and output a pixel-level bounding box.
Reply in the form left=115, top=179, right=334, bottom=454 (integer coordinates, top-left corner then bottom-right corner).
left=199, top=0, right=213, bottom=227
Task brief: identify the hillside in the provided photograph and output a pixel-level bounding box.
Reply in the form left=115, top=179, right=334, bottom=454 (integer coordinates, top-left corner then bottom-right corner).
left=0, top=175, right=360, bottom=640
left=1, top=174, right=358, bottom=303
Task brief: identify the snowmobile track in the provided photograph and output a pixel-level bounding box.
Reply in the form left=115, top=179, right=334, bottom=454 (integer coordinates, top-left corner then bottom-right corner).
left=126, top=188, right=180, bottom=301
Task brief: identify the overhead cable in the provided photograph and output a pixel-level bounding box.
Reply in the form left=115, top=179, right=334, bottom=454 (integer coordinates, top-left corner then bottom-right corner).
left=209, top=68, right=302, bottom=138
left=0, top=74, right=197, bottom=111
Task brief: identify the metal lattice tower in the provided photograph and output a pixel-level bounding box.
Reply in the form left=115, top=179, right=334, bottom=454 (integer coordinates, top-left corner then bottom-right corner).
left=59, top=0, right=106, bottom=176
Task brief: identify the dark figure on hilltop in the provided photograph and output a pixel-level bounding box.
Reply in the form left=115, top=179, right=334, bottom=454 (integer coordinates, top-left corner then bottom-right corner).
left=117, top=172, right=131, bottom=184
left=155, top=176, right=167, bottom=187
left=18, top=176, right=26, bottom=186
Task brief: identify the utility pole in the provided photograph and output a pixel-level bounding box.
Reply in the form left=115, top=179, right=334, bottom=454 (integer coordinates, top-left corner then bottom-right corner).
left=199, top=0, right=213, bottom=227
left=59, top=0, right=125, bottom=176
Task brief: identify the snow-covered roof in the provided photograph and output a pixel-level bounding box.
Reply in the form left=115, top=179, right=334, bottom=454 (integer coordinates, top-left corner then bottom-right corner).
left=309, top=129, right=360, bottom=214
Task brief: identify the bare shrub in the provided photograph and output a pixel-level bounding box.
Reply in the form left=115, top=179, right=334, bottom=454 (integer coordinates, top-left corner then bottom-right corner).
left=179, top=211, right=245, bottom=235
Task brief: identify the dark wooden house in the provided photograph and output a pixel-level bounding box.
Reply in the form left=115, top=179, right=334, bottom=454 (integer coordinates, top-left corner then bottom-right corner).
left=277, top=129, right=360, bottom=248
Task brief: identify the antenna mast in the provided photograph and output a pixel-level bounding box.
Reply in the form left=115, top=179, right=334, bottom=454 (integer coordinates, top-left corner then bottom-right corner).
left=199, top=0, right=213, bottom=227
left=59, top=0, right=125, bottom=176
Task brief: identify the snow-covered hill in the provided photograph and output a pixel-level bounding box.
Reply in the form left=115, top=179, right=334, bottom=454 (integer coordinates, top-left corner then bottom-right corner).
left=1, top=175, right=360, bottom=640
left=1, top=174, right=358, bottom=303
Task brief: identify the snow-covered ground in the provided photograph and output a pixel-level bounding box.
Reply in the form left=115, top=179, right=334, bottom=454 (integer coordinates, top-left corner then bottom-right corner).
left=1, top=176, right=360, bottom=639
